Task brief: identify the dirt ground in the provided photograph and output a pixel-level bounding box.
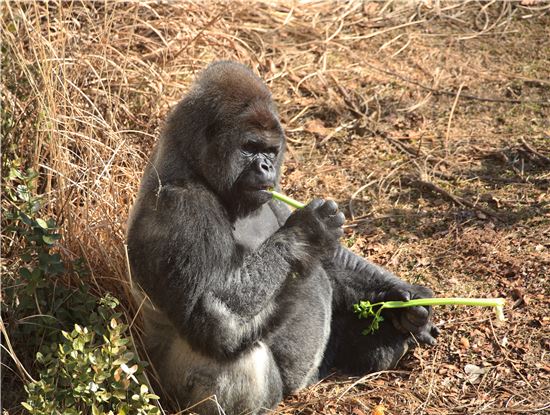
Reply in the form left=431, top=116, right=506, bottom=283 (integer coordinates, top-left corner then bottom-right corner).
left=2, top=1, right=549, bottom=414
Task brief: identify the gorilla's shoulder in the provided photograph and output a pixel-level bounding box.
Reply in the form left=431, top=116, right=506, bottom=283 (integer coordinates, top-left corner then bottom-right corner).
left=158, top=182, right=215, bottom=204
left=136, top=182, right=230, bottom=230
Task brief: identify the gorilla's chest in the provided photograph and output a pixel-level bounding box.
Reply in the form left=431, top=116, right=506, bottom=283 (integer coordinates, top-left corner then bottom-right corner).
left=232, top=204, right=280, bottom=252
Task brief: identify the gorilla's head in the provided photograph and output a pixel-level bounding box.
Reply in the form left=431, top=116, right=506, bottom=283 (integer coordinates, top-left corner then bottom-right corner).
left=160, top=61, right=285, bottom=219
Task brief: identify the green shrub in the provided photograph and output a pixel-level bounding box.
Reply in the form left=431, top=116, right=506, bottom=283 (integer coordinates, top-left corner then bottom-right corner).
left=2, top=160, right=158, bottom=413
left=3, top=158, right=97, bottom=349
left=22, top=295, right=160, bottom=415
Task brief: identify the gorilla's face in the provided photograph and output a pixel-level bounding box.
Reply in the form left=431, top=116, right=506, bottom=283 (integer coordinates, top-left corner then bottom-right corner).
left=233, top=127, right=282, bottom=204
left=199, top=97, right=285, bottom=219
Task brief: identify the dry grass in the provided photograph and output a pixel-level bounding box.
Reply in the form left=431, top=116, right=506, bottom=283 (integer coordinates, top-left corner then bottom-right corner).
left=2, top=1, right=550, bottom=414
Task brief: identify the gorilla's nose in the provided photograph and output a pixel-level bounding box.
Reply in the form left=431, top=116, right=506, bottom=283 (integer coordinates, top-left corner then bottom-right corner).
left=255, top=158, right=276, bottom=184
left=259, top=160, right=273, bottom=173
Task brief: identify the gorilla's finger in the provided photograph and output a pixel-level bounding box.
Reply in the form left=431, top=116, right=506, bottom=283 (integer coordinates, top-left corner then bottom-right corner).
left=385, top=287, right=410, bottom=302
left=390, top=314, right=407, bottom=333
left=327, top=211, right=345, bottom=227
left=410, top=284, right=434, bottom=299
left=415, top=330, right=437, bottom=346
left=404, top=305, right=429, bottom=325
left=430, top=325, right=441, bottom=338
left=318, top=200, right=338, bottom=217
left=398, top=314, right=420, bottom=333
left=307, top=198, right=324, bottom=210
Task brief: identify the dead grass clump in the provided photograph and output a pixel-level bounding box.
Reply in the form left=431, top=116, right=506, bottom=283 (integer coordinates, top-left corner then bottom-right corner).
left=2, top=0, right=549, bottom=414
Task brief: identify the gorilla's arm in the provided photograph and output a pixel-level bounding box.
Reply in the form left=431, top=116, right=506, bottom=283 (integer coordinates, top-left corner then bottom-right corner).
left=269, top=198, right=404, bottom=300
left=268, top=200, right=436, bottom=340
left=326, top=245, right=409, bottom=306
left=128, top=185, right=308, bottom=361
left=129, top=185, right=342, bottom=361
left=326, top=246, right=438, bottom=342
left=270, top=200, right=423, bottom=299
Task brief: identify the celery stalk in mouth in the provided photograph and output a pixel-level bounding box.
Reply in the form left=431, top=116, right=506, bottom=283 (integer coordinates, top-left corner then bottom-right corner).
left=269, top=190, right=305, bottom=209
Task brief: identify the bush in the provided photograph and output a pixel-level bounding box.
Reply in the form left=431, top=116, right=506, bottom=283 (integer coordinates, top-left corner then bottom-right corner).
left=22, top=296, right=159, bottom=415
left=2, top=161, right=158, bottom=414
left=3, top=160, right=95, bottom=348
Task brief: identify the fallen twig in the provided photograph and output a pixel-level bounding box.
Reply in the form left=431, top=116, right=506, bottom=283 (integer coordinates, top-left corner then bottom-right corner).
left=361, top=60, right=550, bottom=106
left=410, top=178, right=504, bottom=222
left=519, top=137, right=550, bottom=166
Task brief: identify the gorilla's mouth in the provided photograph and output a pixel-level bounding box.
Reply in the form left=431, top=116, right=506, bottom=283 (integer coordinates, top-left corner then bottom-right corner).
left=247, top=184, right=272, bottom=193
left=244, top=186, right=273, bottom=202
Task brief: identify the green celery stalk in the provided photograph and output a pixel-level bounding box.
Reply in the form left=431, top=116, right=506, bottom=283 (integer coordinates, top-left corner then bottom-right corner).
left=269, top=190, right=306, bottom=209
left=268, top=190, right=507, bottom=326
left=355, top=297, right=506, bottom=335
left=376, top=297, right=505, bottom=309
left=377, top=297, right=506, bottom=322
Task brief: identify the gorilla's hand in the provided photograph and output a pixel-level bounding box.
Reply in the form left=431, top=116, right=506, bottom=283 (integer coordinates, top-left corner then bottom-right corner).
left=284, top=198, right=345, bottom=258
left=384, top=284, right=440, bottom=346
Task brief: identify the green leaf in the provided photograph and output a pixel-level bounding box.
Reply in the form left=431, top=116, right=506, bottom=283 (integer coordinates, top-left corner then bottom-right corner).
left=19, top=212, right=33, bottom=226
left=36, top=218, right=49, bottom=229
left=113, top=389, right=127, bottom=399
left=31, top=268, right=42, bottom=280
left=21, top=402, right=33, bottom=411
left=113, top=352, right=134, bottom=366
left=10, top=167, right=24, bottom=180
left=16, top=184, right=31, bottom=202
left=48, top=262, right=65, bottom=275
left=39, top=251, right=53, bottom=266
left=145, top=393, right=160, bottom=400
left=42, top=234, right=58, bottom=245
left=50, top=253, right=62, bottom=263
left=19, top=267, right=32, bottom=280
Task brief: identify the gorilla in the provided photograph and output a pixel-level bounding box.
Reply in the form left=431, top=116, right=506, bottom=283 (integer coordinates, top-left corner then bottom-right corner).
left=127, top=61, right=438, bottom=414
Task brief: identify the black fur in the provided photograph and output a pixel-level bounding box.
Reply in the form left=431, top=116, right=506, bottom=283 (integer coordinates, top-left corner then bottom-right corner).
left=127, top=61, right=438, bottom=414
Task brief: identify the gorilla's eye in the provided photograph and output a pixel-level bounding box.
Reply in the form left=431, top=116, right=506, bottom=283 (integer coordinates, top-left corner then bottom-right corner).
left=242, top=141, right=262, bottom=155
left=242, top=140, right=279, bottom=159
left=242, top=142, right=256, bottom=153
left=265, top=146, right=279, bottom=158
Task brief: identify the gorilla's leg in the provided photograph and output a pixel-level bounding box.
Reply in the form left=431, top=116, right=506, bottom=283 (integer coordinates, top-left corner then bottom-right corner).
left=320, top=309, right=411, bottom=376
left=137, top=296, right=283, bottom=415
left=265, top=265, right=333, bottom=395
left=319, top=246, right=438, bottom=376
